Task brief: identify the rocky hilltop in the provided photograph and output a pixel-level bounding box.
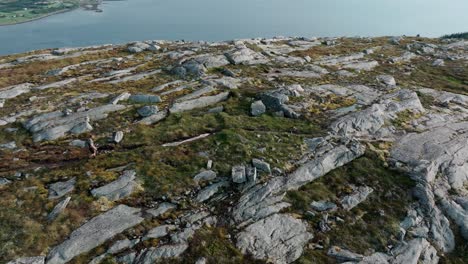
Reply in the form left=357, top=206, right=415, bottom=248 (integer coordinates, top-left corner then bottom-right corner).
left=0, top=36, right=467, bottom=264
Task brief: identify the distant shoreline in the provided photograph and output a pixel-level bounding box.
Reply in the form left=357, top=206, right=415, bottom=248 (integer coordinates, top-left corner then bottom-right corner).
left=0, top=8, right=77, bottom=27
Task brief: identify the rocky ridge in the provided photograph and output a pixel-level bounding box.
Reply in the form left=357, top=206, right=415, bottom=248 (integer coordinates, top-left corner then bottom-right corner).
left=0, top=36, right=467, bottom=264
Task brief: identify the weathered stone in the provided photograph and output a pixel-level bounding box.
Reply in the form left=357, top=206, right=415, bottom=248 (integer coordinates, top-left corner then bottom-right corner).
left=0, top=177, right=12, bottom=186
left=225, top=47, right=269, bottom=65
left=147, top=202, right=177, bottom=218
left=232, top=165, right=247, bottom=183
left=145, top=225, right=176, bottom=240
left=310, top=200, right=337, bottom=212
left=7, top=256, right=45, bottom=264
left=48, top=178, right=76, bottom=199
left=134, top=244, right=189, bottom=263
left=0, top=141, right=17, bottom=150
left=169, top=92, right=230, bottom=113
left=252, top=158, right=271, bottom=173
left=112, top=131, right=124, bottom=144
left=46, top=205, right=144, bottom=264
left=193, top=170, right=217, bottom=182
left=110, top=92, right=131, bottom=105
left=327, top=246, right=364, bottom=262
left=236, top=214, right=312, bottom=264
left=91, top=170, right=138, bottom=201
left=129, top=94, right=162, bottom=104
left=137, top=105, right=159, bottom=117
left=107, top=238, right=139, bottom=254
left=138, top=110, right=168, bottom=125
left=376, top=75, right=396, bottom=87
left=251, top=100, right=266, bottom=116
left=340, top=186, right=374, bottom=210
left=47, top=196, right=71, bottom=221
left=196, top=181, right=229, bottom=202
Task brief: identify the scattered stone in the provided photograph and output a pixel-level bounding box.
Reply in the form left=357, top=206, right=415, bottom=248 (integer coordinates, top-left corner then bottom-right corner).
left=47, top=196, right=71, bottom=221
left=193, top=170, right=217, bottom=182
left=46, top=205, right=144, bottom=264
left=110, top=92, right=131, bottom=105
left=0, top=177, right=12, bottom=186
left=129, top=94, right=162, bottom=104
left=327, top=246, right=364, bottom=262
left=145, top=225, right=176, bottom=240
left=310, top=200, right=337, bottom=212
left=340, top=186, right=374, bottom=210
left=195, top=257, right=207, bottom=264
left=169, top=92, right=230, bottom=113
left=252, top=158, right=271, bottom=173
left=137, top=105, right=159, bottom=117
left=112, top=131, right=124, bottom=144
left=251, top=100, right=266, bottom=116
left=232, top=165, right=247, bottom=183
left=48, top=178, right=76, bottom=199
left=196, top=181, right=229, bottom=202
left=91, top=170, right=138, bottom=201
left=376, top=74, right=396, bottom=87
left=147, top=202, right=177, bottom=217
left=432, top=59, right=445, bottom=66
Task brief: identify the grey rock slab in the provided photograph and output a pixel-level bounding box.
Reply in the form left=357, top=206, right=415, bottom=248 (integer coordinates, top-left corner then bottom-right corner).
left=342, top=60, right=379, bottom=71
left=137, top=105, right=159, bottom=117
left=48, top=178, right=76, bottom=199
left=391, top=238, right=439, bottom=264
left=108, top=69, right=161, bottom=84
left=33, top=78, right=77, bottom=91
left=203, top=76, right=243, bottom=89
left=236, top=214, right=312, bottom=264
left=7, top=256, right=45, bottom=264
left=110, top=92, right=131, bottom=105
left=145, top=225, right=177, bottom=240
left=251, top=100, right=266, bottom=116
left=252, top=158, right=271, bottom=173
left=196, top=181, right=229, bottom=202
left=25, top=104, right=126, bottom=142
left=107, top=238, right=139, bottom=254
left=0, top=83, right=33, bottom=99
left=310, top=200, right=337, bottom=212
left=225, top=47, right=269, bottom=65
left=151, top=80, right=185, bottom=92
left=47, top=196, right=71, bottom=221
left=327, top=246, right=364, bottom=262
left=175, top=86, right=216, bottom=102
left=169, top=92, right=230, bottom=113
left=193, top=170, right=217, bottom=182
left=91, top=170, right=138, bottom=201
left=193, top=54, right=230, bottom=68
left=340, top=186, right=374, bottom=211
left=137, top=110, right=168, bottom=125
left=134, top=244, right=189, bottom=263
left=129, top=94, right=162, bottom=104
left=46, top=205, right=144, bottom=264
left=147, top=202, right=177, bottom=217
left=376, top=74, right=396, bottom=87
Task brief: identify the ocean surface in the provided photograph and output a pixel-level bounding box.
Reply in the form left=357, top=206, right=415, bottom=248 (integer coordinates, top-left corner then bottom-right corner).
left=0, top=0, right=467, bottom=55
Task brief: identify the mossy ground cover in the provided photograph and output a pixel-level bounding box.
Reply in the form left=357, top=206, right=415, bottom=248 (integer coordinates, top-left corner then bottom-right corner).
left=287, top=151, right=415, bottom=263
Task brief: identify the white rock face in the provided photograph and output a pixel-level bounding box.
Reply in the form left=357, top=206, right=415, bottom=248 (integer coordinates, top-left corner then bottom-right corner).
left=169, top=92, right=230, bottom=113
left=46, top=205, right=144, bottom=264
left=236, top=214, right=312, bottom=264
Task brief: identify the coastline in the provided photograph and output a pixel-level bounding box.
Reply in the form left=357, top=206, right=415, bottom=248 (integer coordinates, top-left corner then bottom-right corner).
left=0, top=8, right=77, bottom=27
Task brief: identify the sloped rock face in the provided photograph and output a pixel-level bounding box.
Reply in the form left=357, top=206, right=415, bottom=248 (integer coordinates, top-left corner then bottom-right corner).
left=91, top=170, right=139, bottom=201
left=236, top=214, right=312, bottom=264
left=46, top=205, right=144, bottom=264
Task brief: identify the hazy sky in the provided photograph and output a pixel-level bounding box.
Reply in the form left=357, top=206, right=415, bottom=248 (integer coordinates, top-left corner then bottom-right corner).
left=0, top=0, right=467, bottom=54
